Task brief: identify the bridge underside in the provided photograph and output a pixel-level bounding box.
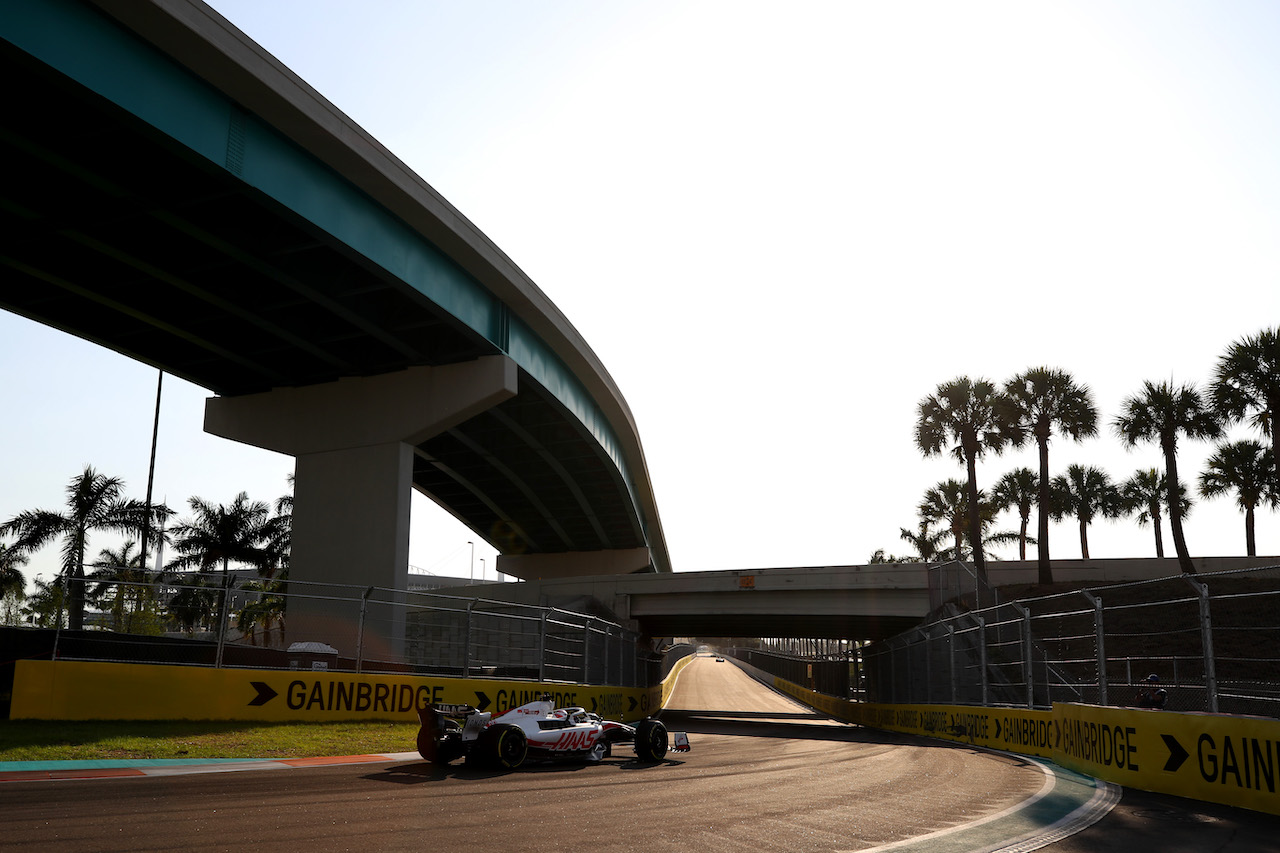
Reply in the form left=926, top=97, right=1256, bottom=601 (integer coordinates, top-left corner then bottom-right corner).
left=468, top=567, right=935, bottom=643
left=0, top=14, right=650, bottom=568
left=628, top=588, right=928, bottom=641
left=632, top=612, right=922, bottom=641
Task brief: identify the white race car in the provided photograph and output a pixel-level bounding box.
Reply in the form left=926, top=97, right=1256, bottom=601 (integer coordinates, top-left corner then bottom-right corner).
left=417, top=694, right=690, bottom=770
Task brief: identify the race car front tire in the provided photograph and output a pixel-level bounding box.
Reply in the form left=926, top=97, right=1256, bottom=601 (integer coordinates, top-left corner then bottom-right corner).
left=472, top=724, right=528, bottom=770
left=634, top=719, right=668, bottom=762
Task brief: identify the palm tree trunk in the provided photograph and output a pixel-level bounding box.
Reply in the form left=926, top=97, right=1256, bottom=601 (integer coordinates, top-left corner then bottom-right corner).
left=68, top=530, right=87, bottom=631
left=1246, top=504, right=1257, bottom=557
left=1036, top=435, right=1053, bottom=584
left=1164, top=443, right=1196, bottom=574
left=1152, top=507, right=1165, bottom=559
left=964, top=449, right=986, bottom=579
left=1079, top=519, right=1090, bottom=560
left=67, top=566, right=86, bottom=631
left=1019, top=513, right=1029, bottom=561
left=1271, top=401, right=1280, bottom=474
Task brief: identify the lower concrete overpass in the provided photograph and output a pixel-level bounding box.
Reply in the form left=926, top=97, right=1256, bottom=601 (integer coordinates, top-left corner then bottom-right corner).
left=466, top=564, right=932, bottom=641
left=454, top=555, right=1280, bottom=643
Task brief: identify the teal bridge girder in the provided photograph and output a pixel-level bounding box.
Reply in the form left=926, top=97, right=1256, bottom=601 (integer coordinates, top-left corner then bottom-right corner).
left=0, top=0, right=669, bottom=575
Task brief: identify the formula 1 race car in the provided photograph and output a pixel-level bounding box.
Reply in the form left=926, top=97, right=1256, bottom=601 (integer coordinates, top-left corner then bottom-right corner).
left=416, top=694, right=690, bottom=770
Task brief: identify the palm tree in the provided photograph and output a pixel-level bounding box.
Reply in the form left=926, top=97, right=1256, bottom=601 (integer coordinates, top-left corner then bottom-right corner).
left=918, top=480, right=970, bottom=561
left=21, top=576, right=66, bottom=628
left=1199, top=439, right=1278, bottom=557
left=917, top=480, right=1009, bottom=561
left=1211, top=328, right=1280, bottom=471
left=1002, top=368, right=1098, bottom=584
left=1120, top=468, right=1189, bottom=559
left=89, top=541, right=164, bottom=634
left=898, top=520, right=948, bottom=563
left=165, top=573, right=217, bottom=636
left=0, top=541, right=28, bottom=600
left=167, top=492, right=271, bottom=577
left=0, top=467, right=159, bottom=629
left=1114, top=380, right=1223, bottom=574
left=1050, top=464, right=1123, bottom=560
left=88, top=541, right=140, bottom=629
left=992, top=467, right=1038, bottom=561
left=915, top=377, right=1019, bottom=577
left=237, top=576, right=288, bottom=646
left=259, top=483, right=293, bottom=580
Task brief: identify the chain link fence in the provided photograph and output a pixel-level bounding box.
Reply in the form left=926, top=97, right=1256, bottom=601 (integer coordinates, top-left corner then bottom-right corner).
left=865, top=562, right=1280, bottom=716
left=5, top=572, right=661, bottom=688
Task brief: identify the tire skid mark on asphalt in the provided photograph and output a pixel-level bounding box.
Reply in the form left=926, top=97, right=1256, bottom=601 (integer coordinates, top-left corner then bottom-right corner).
left=839, top=758, right=1120, bottom=853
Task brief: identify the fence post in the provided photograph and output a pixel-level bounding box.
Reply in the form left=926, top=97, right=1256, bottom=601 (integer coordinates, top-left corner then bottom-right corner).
left=1012, top=602, right=1033, bottom=709
left=923, top=629, right=932, bottom=704
left=215, top=573, right=234, bottom=669
left=463, top=599, right=476, bottom=678
left=978, top=616, right=989, bottom=706
left=946, top=624, right=957, bottom=705
left=582, top=618, right=592, bottom=683
left=1185, top=577, right=1218, bottom=713
left=355, top=586, right=374, bottom=674
left=612, top=625, right=621, bottom=687
left=1081, top=590, right=1107, bottom=706
left=537, top=609, right=548, bottom=682
left=52, top=569, right=67, bottom=661
left=899, top=640, right=910, bottom=704
left=885, top=644, right=895, bottom=703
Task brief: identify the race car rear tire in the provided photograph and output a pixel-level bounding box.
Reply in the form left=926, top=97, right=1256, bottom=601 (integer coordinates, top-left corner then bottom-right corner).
left=473, top=724, right=528, bottom=770
left=635, top=719, right=668, bottom=762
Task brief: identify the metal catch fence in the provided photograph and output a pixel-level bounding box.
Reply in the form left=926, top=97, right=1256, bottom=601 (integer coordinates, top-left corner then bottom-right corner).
left=867, top=562, right=1280, bottom=717
left=729, top=647, right=852, bottom=698
left=6, top=572, right=661, bottom=688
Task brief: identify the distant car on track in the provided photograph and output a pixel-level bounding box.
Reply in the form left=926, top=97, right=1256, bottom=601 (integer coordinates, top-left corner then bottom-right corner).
left=417, top=694, right=690, bottom=770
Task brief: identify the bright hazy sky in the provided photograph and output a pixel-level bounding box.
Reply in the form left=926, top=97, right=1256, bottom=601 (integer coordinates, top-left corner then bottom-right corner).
left=5, top=0, right=1280, bottom=590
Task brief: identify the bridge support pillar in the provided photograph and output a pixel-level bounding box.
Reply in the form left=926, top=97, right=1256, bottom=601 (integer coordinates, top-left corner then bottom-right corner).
left=203, top=355, right=518, bottom=658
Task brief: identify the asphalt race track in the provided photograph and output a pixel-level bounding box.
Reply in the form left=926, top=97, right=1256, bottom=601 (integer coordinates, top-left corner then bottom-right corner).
left=3, top=656, right=1278, bottom=852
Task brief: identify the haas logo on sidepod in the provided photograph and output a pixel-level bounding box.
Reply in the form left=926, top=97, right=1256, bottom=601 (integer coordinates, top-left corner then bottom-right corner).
left=550, top=730, right=598, bottom=751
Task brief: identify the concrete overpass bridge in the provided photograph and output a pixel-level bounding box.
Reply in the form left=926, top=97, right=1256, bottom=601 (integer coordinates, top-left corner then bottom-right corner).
left=467, top=564, right=933, bottom=642
left=452, top=555, right=1280, bottom=645
left=1, top=0, right=671, bottom=649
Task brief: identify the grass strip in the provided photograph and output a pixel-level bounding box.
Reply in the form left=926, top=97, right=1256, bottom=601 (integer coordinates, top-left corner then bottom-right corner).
left=0, top=720, right=419, bottom=762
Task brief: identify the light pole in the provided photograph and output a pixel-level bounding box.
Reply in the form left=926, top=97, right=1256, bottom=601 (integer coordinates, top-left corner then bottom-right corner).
left=468, top=541, right=474, bottom=582
left=479, top=558, right=485, bottom=581
left=140, top=369, right=163, bottom=576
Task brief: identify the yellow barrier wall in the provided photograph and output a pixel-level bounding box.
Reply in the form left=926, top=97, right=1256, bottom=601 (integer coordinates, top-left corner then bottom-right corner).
left=659, top=653, right=695, bottom=709
left=1054, top=702, right=1280, bottom=816
left=10, top=660, right=662, bottom=723
left=769, top=675, right=1280, bottom=816
left=770, top=678, right=1054, bottom=758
